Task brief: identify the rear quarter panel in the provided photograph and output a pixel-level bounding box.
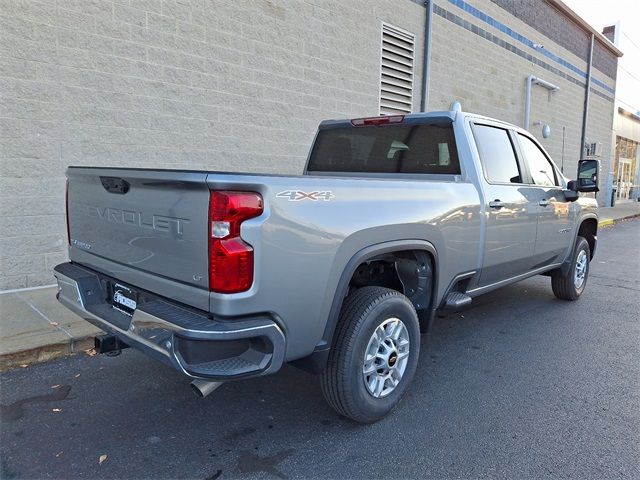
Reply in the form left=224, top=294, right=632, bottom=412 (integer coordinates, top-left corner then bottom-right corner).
left=207, top=174, right=481, bottom=360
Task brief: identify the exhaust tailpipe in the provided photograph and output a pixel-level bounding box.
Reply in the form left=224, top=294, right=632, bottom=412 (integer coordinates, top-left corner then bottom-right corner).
left=190, top=379, right=223, bottom=398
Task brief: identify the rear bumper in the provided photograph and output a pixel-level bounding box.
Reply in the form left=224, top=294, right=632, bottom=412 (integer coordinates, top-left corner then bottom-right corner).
left=53, top=262, right=285, bottom=381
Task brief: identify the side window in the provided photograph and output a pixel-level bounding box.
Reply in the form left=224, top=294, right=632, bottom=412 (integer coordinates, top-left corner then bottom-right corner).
left=518, top=134, right=559, bottom=187
left=473, top=125, right=522, bottom=183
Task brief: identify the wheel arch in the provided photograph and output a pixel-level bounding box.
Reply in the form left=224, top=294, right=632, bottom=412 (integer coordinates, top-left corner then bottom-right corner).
left=559, top=215, right=598, bottom=276
left=577, top=217, right=598, bottom=259
left=291, top=240, right=438, bottom=373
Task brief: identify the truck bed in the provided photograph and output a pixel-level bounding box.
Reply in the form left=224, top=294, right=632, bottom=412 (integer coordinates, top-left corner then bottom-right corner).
left=66, top=166, right=481, bottom=359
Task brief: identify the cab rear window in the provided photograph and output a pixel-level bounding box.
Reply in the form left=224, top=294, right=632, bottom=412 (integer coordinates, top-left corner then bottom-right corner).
left=307, top=123, right=460, bottom=175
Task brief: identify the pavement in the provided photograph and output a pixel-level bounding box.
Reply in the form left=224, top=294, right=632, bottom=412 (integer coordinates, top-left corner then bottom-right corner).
left=0, top=201, right=639, bottom=371
left=1, top=218, right=638, bottom=479
left=0, top=287, right=101, bottom=370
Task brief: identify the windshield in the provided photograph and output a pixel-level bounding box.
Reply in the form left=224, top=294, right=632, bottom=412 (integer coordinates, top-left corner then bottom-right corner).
left=307, top=123, right=460, bottom=175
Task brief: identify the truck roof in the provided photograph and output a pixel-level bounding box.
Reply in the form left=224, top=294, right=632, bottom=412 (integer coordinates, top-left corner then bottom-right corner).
left=318, top=111, right=456, bottom=129
left=318, top=110, right=521, bottom=131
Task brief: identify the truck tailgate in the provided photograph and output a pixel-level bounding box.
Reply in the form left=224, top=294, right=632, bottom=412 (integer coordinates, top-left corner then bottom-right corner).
left=67, top=167, right=210, bottom=290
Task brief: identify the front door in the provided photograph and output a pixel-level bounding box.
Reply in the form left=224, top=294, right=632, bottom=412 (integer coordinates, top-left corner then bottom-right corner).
left=472, top=124, right=538, bottom=286
left=515, top=133, right=575, bottom=267
left=617, top=158, right=632, bottom=200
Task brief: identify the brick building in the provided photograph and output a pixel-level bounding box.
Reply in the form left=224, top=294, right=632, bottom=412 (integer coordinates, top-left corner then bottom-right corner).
left=0, top=0, right=622, bottom=290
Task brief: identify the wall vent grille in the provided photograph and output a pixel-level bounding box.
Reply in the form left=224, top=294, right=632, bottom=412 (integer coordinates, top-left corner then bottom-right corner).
left=380, top=23, right=415, bottom=115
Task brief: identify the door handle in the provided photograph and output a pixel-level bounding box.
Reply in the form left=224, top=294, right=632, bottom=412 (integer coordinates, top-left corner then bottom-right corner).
left=539, top=199, right=550, bottom=207
left=488, top=200, right=504, bottom=209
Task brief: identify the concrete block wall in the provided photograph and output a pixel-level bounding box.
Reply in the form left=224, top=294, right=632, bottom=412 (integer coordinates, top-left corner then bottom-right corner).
left=428, top=0, right=616, bottom=195
left=0, top=0, right=426, bottom=290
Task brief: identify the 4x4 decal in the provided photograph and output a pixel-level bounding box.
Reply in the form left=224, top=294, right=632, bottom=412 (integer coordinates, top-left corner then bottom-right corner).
left=276, top=190, right=334, bottom=201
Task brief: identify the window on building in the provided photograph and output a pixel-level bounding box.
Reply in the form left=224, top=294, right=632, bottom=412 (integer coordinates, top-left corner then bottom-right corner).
left=380, top=23, right=415, bottom=115
left=473, top=125, right=522, bottom=184
left=517, top=134, right=559, bottom=187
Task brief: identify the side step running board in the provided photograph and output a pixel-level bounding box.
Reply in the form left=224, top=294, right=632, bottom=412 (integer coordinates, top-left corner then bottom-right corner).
left=444, top=292, right=472, bottom=309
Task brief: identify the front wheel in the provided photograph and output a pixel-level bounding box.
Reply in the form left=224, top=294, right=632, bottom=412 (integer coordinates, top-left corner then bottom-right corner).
left=551, top=236, right=590, bottom=300
left=320, top=286, right=420, bottom=423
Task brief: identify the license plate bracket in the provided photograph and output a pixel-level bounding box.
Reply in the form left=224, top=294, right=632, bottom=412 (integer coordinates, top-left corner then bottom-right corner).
left=111, top=283, right=138, bottom=316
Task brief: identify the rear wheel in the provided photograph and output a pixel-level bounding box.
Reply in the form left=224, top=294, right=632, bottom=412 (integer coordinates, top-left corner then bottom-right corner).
left=551, top=236, right=590, bottom=300
left=320, top=286, right=420, bottom=423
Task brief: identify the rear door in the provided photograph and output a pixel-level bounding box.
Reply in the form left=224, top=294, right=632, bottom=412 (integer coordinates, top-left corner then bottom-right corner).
left=514, top=133, right=575, bottom=267
left=67, top=168, right=211, bottom=290
left=472, top=123, right=538, bottom=286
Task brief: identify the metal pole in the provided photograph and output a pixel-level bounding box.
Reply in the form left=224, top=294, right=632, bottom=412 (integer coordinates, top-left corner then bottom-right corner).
left=420, top=0, right=433, bottom=112
left=524, top=75, right=558, bottom=130
left=580, top=34, right=594, bottom=159
left=561, top=126, right=566, bottom=173
left=524, top=75, right=533, bottom=129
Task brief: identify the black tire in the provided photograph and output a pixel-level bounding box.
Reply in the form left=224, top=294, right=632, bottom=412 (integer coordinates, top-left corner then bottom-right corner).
left=551, top=236, right=590, bottom=301
left=320, top=286, right=420, bottom=423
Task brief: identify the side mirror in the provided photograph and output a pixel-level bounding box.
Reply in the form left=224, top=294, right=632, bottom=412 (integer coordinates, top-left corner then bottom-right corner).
left=564, top=181, right=579, bottom=201
left=575, top=159, right=599, bottom=193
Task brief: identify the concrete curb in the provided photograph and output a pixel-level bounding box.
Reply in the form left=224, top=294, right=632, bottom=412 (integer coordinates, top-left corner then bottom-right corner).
left=1, top=285, right=103, bottom=371
left=0, top=336, right=95, bottom=372
left=598, top=219, right=614, bottom=227
left=598, top=212, right=640, bottom=228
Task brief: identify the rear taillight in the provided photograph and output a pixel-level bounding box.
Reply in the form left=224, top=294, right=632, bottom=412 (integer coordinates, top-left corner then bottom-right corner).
left=208, top=191, right=263, bottom=293
left=65, top=179, right=70, bottom=244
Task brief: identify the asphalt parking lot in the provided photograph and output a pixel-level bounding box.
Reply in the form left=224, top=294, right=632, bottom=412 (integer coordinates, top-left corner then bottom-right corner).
left=1, top=219, right=639, bottom=479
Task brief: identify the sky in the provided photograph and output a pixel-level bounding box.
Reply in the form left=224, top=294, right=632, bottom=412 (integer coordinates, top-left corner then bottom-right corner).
left=563, top=0, right=640, bottom=114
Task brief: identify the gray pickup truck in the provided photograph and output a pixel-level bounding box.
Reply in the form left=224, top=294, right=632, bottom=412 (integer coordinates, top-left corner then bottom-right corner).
left=55, top=108, right=599, bottom=423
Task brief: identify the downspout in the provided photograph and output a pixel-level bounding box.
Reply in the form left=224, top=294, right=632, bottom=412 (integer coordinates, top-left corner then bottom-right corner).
left=580, top=34, right=595, bottom=158
left=420, top=0, right=433, bottom=111
left=524, top=75, right=534, bottom=129
left=524, top=75, right=559, bottom=130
